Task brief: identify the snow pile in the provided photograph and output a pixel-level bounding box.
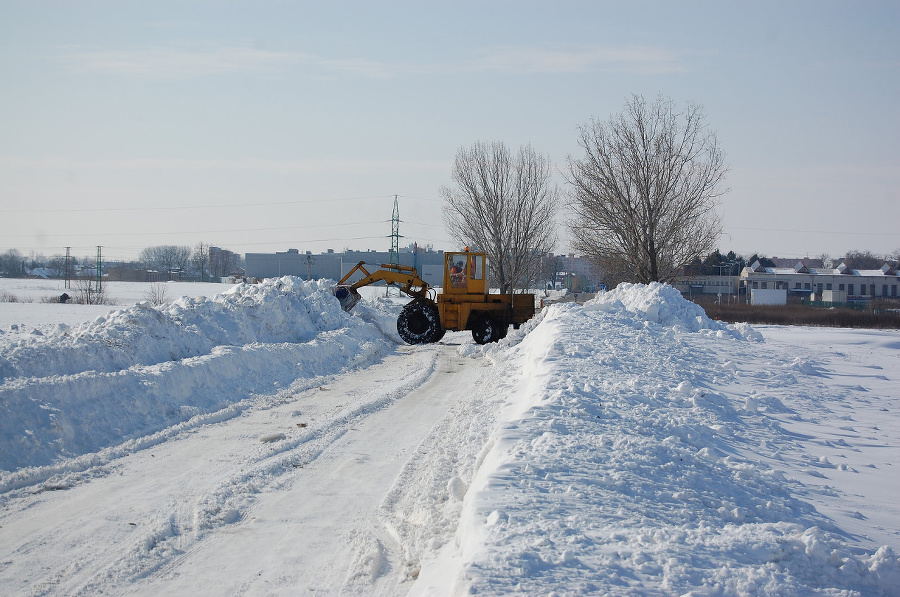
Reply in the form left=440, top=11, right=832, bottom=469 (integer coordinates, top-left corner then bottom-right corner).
left=586, top=281, right=762, bottom=340
left=0, top=277, right=394, bottom=474
left=1, top=277, right=349, bottom=380
left=414, top=287, right=899, bottom=595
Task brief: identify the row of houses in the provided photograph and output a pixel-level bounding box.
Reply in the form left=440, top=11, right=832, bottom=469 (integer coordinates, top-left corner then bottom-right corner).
left=675, top=260, right=900, bottom=304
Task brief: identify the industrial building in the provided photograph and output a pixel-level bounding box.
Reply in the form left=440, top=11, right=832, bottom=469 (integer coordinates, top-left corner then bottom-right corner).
left=244, top=246, right=449, bottom=287
left=245, top=246, right=605, bottom=292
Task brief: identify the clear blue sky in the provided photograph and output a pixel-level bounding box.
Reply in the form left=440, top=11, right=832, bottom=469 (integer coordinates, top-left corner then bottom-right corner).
left=1, top=1, right=897, bottom=263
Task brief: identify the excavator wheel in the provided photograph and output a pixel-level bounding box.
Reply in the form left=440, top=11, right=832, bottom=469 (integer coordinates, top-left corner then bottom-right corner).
left=397, top=301, right=443, bottom=345
left=471, top=316, right=497, bottom=345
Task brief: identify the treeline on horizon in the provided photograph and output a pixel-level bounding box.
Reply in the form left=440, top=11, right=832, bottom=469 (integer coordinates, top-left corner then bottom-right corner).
left=1, top=246, right=898, bottom=281
left=0, top=243, right=238, bottom=281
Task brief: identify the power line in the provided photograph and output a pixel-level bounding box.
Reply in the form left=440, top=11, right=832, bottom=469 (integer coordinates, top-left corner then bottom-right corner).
left=0, top=194, right=443, bottom=214
left=726, top=226, right=896, bottom=237
left=401, top=220, right=444, bottom=228
left=0, top=188, right=453, bottom=258
left=0, top=220, right=389, bottom=238
left=0, top=234, right=457, bottom=254
left=396, top=194, right=443, bottom=203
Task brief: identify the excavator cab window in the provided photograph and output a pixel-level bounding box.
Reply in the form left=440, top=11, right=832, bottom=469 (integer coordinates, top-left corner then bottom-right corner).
left=449, top=259, right=467, bottom=288
left=468, top=254, right=483, bottom=281
left=446, top=252, right=487, bottom=294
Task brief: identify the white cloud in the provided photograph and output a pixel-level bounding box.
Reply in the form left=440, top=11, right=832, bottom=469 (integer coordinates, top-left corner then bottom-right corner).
left=60, top=45, right=301, bottom=78
left=0, top=156, right=450, bottom=175
left=59, top=43, right=687, bottom=80
left=469, top=45, right=689, bottom=75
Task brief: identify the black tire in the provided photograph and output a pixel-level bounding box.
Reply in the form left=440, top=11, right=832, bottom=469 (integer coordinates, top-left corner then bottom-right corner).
left=397, top=301, right=443, bottom=345
left=471, top=316, right=496, bottom=345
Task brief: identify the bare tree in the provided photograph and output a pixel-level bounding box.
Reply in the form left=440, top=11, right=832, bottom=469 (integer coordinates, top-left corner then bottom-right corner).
left=48, top=254, right=68, bottom=278
left=170, top=246, right=191, bottom=277
left=0, top=249, right=24, bottom=277
left=139, top=245, right=192, bottom=279
left=441, top=141, right=560, bottom=293
left=842, top=250, right=882, bottom=270
left=539, top=253, right=562, bottom=293
left=72, top=277, right=110, bottom=305
left=144, top=282, right=169, bottom=306
left=26, top=251, right=47, bottom=270
left=192, top=242, right=210, bottom=282
left=567, top=94, right=728, bottom=284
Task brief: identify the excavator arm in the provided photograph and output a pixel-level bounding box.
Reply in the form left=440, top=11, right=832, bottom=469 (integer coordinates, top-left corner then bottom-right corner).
left=333, top=261, right=430, bottom=311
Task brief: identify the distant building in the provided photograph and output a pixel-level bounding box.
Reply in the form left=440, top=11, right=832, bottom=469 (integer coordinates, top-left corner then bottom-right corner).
left=245, top=246, right=604, bottom=291
left=244, top=245, right=447, bottom=287
left=24, top=267, right=57, bottom=279
left=739, top=260, right=899, bottom=302
left=673, top=274, right=741, bottom=300
left=547, top=253, right=603, bottom=292
left=209, top=247, right=242, bottom=278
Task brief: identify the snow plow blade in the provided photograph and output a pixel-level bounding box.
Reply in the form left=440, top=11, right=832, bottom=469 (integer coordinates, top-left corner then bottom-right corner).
left=333, top=285, right=362, bottom=312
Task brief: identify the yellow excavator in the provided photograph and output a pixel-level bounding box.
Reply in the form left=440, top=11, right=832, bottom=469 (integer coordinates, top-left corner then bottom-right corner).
left=333, top=250, right=535, bottom=344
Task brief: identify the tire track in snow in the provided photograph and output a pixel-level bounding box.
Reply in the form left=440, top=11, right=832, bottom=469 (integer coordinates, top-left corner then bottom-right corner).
left=0, top=342, right=485, bottom=596
left=128, top=342, right=491, bottom=596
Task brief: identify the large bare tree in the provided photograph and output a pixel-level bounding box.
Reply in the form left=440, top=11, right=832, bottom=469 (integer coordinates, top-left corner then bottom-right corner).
left=191, top=242, right=210, bottom=282
left=567, top=94, right=728, bottom=284
left=138, top=245, right=192, bottom=279
left=441, top=141, right=560, bottom=292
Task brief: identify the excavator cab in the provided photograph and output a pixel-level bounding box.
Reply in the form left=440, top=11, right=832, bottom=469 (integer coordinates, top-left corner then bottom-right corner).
left=444, top=251, right=485, bottom=295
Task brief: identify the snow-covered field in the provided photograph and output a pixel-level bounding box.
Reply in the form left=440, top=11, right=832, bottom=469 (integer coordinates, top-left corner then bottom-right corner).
left=1, top=277, right=898, bottom=595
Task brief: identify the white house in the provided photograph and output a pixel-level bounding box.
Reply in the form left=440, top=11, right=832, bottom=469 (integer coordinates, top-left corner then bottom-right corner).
left=739, top=260, right=899, bottom=302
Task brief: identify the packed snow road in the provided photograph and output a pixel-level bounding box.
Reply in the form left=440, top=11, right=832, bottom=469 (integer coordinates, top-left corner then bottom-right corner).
left=0, top=340, right=490, bottom=595
left=0, top=278, right=495, bottom=595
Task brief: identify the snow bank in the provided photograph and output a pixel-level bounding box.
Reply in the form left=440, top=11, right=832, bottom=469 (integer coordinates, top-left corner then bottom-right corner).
left=585, top=281, right=762, bottom=340
left=1, top=277, right=350, bottom=380
left=0, top=277, right=395, bottom=474
left=416, top=283, right=898, bottom=596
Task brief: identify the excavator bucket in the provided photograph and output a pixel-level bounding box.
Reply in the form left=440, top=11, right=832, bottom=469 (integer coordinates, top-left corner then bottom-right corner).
left=333, top=285, right=362, bottom=312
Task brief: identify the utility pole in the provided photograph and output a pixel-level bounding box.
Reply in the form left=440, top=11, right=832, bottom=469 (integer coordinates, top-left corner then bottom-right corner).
left=95, top=246, right=103, bottom=297
left=385, top=196, right=402, bottom=297
left=64, top=246, right=71, bottom=289
left=389, top=195, right=401, bottom=266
